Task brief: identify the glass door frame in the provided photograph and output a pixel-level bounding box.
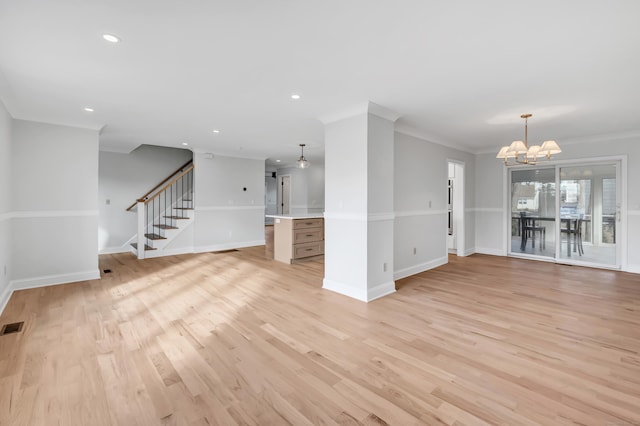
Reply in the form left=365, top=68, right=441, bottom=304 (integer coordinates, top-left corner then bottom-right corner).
left=507, top=165, right=557, bottom=262
left=505, top=155, right=627, bottom=270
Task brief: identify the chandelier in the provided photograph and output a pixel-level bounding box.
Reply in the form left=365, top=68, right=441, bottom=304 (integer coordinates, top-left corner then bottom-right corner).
left=496, top=114, right=561, bottom=165
left=296, top=143, right=310, bottom=169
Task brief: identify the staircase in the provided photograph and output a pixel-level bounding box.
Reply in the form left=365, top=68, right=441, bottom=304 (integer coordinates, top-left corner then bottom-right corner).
left=127, top=160, right=194, bottom=258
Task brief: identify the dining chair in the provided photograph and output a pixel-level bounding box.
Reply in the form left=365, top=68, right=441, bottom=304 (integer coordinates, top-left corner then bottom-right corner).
left=576, top=218, right=584, bottom=255
left=520, top=212, right=545, bottom=250
left=560, top=218, right=582, bottom=256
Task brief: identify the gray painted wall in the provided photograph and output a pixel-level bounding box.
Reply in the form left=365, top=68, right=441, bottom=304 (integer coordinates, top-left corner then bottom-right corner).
left=276, top=166, right=325, bottom=214
left=394, top=131, right=476, bottom=278
left=0, top=99, right=12, bottom=303
left=98, top=145, right=193, bottom=252
left=11, top=119, right=100, bottom=284
left=192, top=153, right=265, bottom=252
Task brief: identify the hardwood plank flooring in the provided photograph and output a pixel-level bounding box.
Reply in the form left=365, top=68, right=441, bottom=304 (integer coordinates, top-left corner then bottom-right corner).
left=1, top=237, right=639, bottom=425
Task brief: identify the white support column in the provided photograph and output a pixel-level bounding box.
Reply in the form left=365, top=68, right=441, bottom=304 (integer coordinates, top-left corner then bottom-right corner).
left=137, top=200, right=146, bottom=259
left=320, top=102, right=399, bottom=302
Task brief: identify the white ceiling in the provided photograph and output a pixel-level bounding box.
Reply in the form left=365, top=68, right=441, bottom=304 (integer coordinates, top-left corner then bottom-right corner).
left=1, top=1, right=639, bottom=167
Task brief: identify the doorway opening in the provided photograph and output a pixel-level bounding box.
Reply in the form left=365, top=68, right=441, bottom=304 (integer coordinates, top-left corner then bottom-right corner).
left=278, top=175, right=291, bottom=215
left=447, top=160, right=465, bottom=256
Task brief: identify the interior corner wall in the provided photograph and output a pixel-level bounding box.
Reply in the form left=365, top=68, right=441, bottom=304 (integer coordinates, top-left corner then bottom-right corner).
left=11, top=120, right=100, bottom=288
left=474, top=152, right=506, bottom=255
left=0, top=99, right=12, bottom=309
left=276, top=166, right=325, bottom=214
left=98, top=145, right=193, bottom=253
left=393, top=132, right=476, bottom=280
left=193, top=153, right=265, bottom=252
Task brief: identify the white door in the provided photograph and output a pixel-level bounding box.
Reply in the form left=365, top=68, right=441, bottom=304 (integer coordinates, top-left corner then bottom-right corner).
left=447, top=161, right=465, bottom=256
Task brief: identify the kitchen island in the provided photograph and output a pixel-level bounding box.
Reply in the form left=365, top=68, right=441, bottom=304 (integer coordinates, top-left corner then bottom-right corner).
left=266, top=214, right=324, bottom=263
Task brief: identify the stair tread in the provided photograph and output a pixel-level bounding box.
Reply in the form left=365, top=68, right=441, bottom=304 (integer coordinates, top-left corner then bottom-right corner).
left=154, top=224, right=178, bottom=230
left=144, top=233, right=167, bottom=240
left=131, top=243, right=156, bottom=251
left=164, top=215, right=189, bottom=219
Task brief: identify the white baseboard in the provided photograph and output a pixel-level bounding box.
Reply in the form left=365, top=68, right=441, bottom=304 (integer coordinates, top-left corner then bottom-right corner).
left=0, top=284, right=12, bottom=317
left=144, top=247, right=195, bottom=259
left=10, top=270, right=101, bottom=291
left=393, top=256, right=448, bottom=281
left=99, top=246, right=133, bottom=255
left=625, top=264, right=640, bottom=274
left=322, top=278, right=396, bottom=302
left=108, top=240, right=267, bottom=260
left=474, top=247, right=505, bottom=256
left=367, top=281, right=397, bottom=301
left=1, top=269, right=101, bottom=316
left=194, top=240, right=266, bottom=254
left=99, top=234, right=137, bottom=255
left=464, top=247, right=476, bottom=256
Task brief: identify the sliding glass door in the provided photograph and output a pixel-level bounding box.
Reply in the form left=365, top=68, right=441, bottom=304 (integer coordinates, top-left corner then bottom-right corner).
left=509, top=168, right=556, bottom=259
left=509, top=161, right=620, bottom=268
left=559, top=164, right=619, bottom=267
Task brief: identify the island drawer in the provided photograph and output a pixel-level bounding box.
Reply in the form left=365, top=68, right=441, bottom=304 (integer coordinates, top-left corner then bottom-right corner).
left=293, top=218, right=323, bottom=229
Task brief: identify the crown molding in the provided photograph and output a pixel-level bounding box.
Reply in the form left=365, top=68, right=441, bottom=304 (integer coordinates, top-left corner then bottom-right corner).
left=559, top=131, right=640, bottom=146
left=394, top=124, right=475, bottom=154
left=318, top=101, right=400, bottom=124
left=476, top=130, right=640, bottom=156
left=192, top=150, right=266, bottom=161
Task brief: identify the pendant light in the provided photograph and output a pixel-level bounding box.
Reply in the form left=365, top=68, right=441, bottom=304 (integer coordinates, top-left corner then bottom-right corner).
left=296, top=144, right=310, bottom=169
left=496, top=114, right=561, bottom=165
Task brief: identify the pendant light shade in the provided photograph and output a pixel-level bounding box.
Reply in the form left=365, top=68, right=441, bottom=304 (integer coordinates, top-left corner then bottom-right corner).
left=296, top=144, right=310, bottom=169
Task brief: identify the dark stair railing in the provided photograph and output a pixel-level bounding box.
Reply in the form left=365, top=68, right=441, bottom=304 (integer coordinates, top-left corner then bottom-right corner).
left=126, top=160, right=193, bottom=211
left=130, top=161, right=194, bottom=258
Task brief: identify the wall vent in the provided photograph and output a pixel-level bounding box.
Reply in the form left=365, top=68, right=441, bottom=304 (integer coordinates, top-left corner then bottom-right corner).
left=1, top=321, right=24, bottom=336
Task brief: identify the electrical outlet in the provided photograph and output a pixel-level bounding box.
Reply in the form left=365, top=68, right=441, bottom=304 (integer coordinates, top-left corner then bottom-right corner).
left=383, top=262, right=387, bottom=272
left=106, top=199, right=111, bottom=205
left=413, top=247, right=417, bottom=255
left=428, top=200, right=432, bottom=208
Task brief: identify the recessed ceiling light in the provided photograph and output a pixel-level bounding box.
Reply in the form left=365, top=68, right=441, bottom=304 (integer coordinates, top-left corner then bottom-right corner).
left=181, top=142, right=189, bottom=146
left=84, top=107, right=94, bottom=112
left=276, top=159, right=281, bottom=162
left=212, top=129, right=220, bottom=133
left=102, top=33, right=120, bottom=43
left=291, top=94, right=301, bottom=100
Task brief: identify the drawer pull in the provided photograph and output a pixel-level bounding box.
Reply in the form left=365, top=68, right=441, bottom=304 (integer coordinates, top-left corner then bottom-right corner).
left=305, top=248, right=313, bottom=251
left=305, top=222, right=313, bottom=225
left=306, top=234, right=313, bottom=237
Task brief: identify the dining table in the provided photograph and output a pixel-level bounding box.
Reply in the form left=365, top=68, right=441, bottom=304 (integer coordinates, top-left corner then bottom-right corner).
left=517, top=215, right=583, bottom=256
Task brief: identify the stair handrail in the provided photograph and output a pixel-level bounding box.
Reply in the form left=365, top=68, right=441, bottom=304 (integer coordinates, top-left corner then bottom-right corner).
left=126, top=159, right=193, bottom=211
left=140, top=164, right=195, bottom=205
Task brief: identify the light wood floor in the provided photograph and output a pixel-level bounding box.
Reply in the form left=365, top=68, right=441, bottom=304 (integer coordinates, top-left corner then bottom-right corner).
left=1, top=238, right=640, bottom=425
